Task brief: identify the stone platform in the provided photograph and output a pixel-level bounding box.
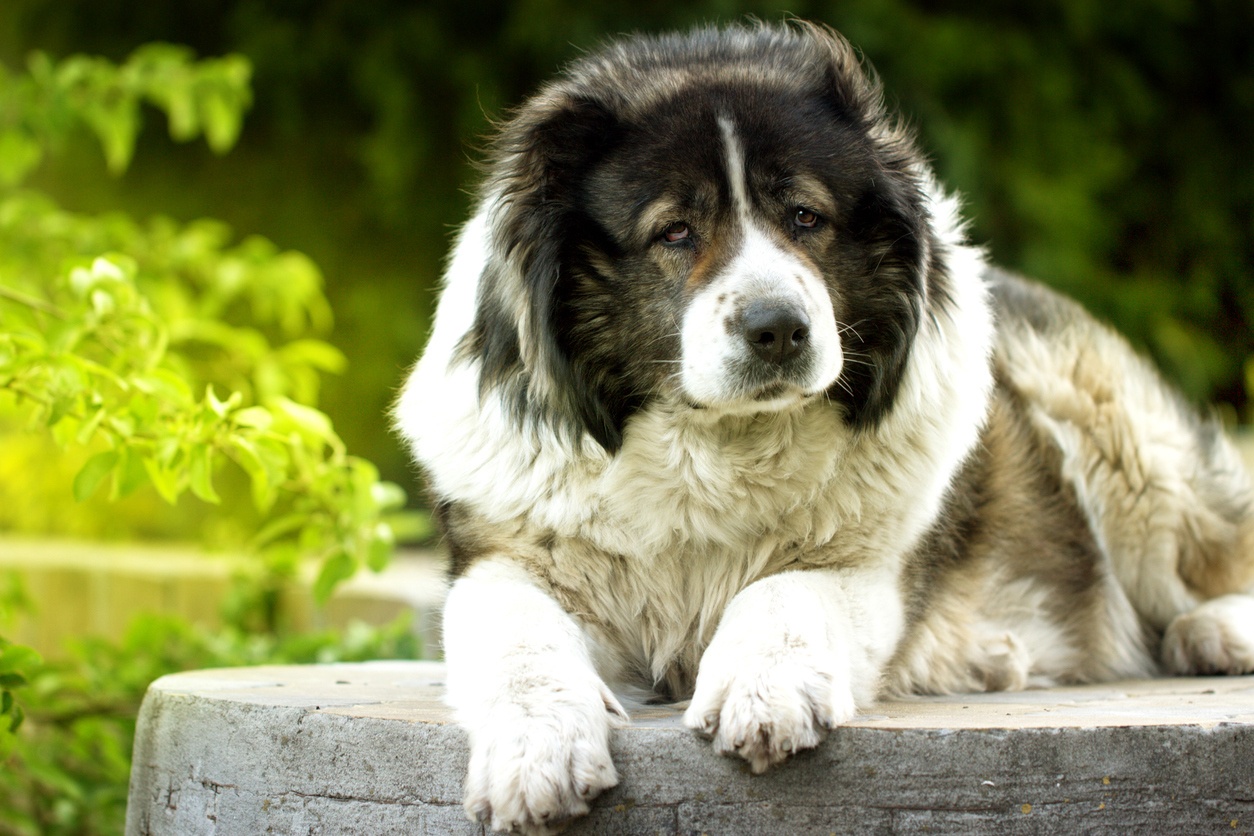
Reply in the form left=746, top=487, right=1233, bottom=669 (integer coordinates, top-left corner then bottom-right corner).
left=126, top=662, right=1254, bottom=835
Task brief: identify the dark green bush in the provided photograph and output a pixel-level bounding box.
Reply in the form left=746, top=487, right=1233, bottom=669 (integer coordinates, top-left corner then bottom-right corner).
left=2, top=0, right=1248, bottom=483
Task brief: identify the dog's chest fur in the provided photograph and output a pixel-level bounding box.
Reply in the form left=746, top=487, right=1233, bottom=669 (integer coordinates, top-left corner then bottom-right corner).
left=451, top=365, right=981, bottom=697
left=539, top=405, right=855, bottom=695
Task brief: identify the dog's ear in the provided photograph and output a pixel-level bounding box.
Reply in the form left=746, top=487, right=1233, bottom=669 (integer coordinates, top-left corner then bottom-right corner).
left=838, top=177, right=928, bottom=429
left=800, top=21, right=932, bottom=429
left=471, top=89, right=626, bottom=451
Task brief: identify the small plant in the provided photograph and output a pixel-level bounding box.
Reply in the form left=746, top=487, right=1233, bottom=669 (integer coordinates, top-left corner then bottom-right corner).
left=0, top=43, right=423, bottom=836
left=0, top=603, right=420, bottom=836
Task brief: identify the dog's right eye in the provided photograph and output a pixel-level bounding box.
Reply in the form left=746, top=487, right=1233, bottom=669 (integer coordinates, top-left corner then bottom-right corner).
left=660, top=222, right=692, bottom=246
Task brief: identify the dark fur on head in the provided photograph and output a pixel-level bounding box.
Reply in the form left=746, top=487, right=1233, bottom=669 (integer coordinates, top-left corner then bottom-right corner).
left=456, top=21, right=938, bottom=452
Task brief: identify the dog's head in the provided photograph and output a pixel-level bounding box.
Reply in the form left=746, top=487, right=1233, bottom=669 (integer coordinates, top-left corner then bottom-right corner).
left=458, top=22, right=936, bottom=452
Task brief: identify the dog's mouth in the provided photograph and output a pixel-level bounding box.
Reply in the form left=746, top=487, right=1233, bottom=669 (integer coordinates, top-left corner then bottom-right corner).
left=684, top=381, right=818, bottom=414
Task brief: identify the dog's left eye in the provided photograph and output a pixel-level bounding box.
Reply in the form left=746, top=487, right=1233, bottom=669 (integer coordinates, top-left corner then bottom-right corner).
left=793, top=208, right=821, bottom=229
left=660, top=222, right=692, bottom=245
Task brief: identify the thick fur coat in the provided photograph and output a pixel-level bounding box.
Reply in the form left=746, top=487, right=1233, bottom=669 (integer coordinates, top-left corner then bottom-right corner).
left=395, top=22, right=1254, bottom=835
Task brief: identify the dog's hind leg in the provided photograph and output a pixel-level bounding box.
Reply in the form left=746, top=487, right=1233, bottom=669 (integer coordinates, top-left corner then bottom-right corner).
left=1162, top=594, right=1254, bottom=675
left=992, top=273, right=1254, bottom=674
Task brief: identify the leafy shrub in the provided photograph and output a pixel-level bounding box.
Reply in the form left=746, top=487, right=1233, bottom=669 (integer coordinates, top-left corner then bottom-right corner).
left=0, top=44, right=411, bottom=588
left=0, top=607, right=420, bottom=836
left=0, top=42, right=424, bottom=836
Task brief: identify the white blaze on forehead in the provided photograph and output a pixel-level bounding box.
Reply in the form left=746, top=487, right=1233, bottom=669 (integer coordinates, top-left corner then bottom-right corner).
left=677, top=116, right=844, bottom=410
left=718, top=115, right=752, bottom=221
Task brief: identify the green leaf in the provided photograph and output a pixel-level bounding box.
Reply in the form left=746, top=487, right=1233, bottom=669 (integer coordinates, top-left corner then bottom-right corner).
left=0, top=644, right=42, bottom=674
left=231, top=406, right=273, bottom=431
left=132, top=369, right=193, bottom=405
left=88, top=93, right=142, bottom=175
left=365, top=523, right=394, bottom=573
left=370, top=481, right=408, bottom=512
left=312, top=551, right=356, bottom=605
left=46, top=393, right=76, bottom=429
left=228, top=437, right=276, bottom=512
left=189, top=444, right=221, bottom=504
left=112, top=446, right=150, bottom=499
left=72, top=450, right=119, bottom=501
left=278, top=339, right=348, bottom=374
left=201, top=88, right=245, bottom=154
left=205, top=385, right=240, bottom=418
left=250, top=513, right=307, bottom=549
left=74, top=405, right=108, bottom=445
left=143, top=455, right=183, bottom=504
left=270, top=396, right=337, bottom=445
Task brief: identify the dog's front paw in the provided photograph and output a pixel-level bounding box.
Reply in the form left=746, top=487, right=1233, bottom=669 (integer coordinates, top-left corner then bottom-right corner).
left=683, top=638, right=856, bottom=774
left=462, top=677, right=628, bottom=835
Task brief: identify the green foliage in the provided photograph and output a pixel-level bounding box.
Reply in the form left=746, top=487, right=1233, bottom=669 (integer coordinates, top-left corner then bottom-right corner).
left=0, top=39, right=424, bottom=766
left=0, top=609, right=420, bottom=836
left=0, top=44, right=412, bottom=595
left=0, top=43, right=429, bottom=836
left=0, top=42, right=250, bottom=179
left=0, top=576, right=34, bottom=737
left=0, top=638, right=39, bottom=734
left=5, top=0, right=1245, bottom=450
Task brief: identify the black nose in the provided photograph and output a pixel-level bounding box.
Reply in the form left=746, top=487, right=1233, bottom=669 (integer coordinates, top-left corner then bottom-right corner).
left=742, top=300, right=810, bottom=364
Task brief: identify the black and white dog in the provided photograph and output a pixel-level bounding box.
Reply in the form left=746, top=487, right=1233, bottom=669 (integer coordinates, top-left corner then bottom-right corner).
left=396, top=21, right=1254, bottom=835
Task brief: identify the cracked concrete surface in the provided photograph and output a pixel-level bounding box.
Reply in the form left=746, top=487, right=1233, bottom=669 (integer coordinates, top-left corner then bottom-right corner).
left=126, top=662, right=1254, bottom=834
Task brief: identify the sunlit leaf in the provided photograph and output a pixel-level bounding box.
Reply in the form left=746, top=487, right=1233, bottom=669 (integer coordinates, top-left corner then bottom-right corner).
left=270, top=396, right=339, bottom=447
left=188, top=444, right=220, bottom=504
left=312, top=550, right=355, bottom=606
left=142, top=456, right=182, bottom=504
left=71, top=449, right=118, bottom=501
left=365, top=523, right=395, bottom=573
left=227, top=437, right=276, bottom=512
left=370, top=481, right=408, bottom=512
left=231, top=406, right=273, bottom=431
left=111, top=446, right=150, bottom=499
left=0, top=645, right=42, bottom=675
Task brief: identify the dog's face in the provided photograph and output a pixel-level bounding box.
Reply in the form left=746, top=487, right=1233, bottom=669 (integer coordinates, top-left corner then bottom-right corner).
left=585, top=97, right=854, bottom=415
left=463, top=24, right=933, bottom=451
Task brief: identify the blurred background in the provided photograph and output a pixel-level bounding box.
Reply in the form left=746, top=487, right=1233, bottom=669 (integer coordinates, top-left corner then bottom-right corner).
left=3, top=0, right=1251, bottom=504
left=0, top=1, right=1251, bottom=832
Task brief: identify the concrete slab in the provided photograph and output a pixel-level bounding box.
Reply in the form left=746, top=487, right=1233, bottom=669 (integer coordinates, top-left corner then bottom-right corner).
left=126, top=662, right=1254, bottom=835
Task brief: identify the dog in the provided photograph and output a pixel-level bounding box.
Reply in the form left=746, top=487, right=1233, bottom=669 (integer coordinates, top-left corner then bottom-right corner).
left=395, top=21, right=1254, bottom=835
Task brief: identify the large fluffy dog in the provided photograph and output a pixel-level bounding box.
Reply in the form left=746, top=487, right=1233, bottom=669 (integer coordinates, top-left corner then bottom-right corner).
left=396, top=21, right=1254, bottom=835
